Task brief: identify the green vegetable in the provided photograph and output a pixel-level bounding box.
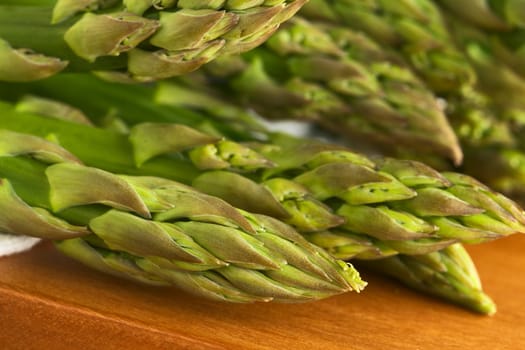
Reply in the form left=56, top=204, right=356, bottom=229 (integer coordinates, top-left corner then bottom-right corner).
left=300, top=0, right=476, bottom=94
left=362, top=243, right=497, bottom=315
left=0, top=82, right=523, bottom=257
left=0, top=130, right=365, bottom=302
left=193, top=17, right=463, bottom=164
left=0, top=0, right=307, bottom=81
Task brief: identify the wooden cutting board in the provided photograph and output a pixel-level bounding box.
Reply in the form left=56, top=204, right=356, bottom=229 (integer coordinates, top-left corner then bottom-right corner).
left=1, top=234, right=524, bottom=350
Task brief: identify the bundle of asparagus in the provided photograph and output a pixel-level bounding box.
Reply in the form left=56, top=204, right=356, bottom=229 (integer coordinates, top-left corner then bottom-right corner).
left=0, top=129, right=365, bottom=302
left=1, top=74, right=520, bottom=313
left=436, top=5, right=525, bottom=206
left=1, top=0, right=523, bottom=316
left=1, top=83, right=523, bottom=254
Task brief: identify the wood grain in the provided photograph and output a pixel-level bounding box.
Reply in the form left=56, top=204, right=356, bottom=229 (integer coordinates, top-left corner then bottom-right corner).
left=1, top=235, right=524, bottom=350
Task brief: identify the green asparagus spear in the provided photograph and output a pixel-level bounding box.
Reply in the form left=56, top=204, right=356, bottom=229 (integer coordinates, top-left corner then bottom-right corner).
left=0, top=131, right=365, bottom=302
left=0, top=0, right=307, bottom=81
left=361, top=243, right=497, bottom=315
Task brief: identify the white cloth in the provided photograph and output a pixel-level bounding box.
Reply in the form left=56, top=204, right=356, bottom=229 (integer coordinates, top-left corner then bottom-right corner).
left=0, top=233, right=41, bottom=257
left=260, top=119, right=313, bottom=137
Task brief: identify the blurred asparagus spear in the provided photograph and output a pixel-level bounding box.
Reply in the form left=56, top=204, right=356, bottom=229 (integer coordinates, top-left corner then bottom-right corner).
left=187, top=17, right=463, bottom=164
left=435, top=5, right=525, bottom=206
left=299, top=0, right=477, bottom=94
left=437, top=0, right=525, bottom=80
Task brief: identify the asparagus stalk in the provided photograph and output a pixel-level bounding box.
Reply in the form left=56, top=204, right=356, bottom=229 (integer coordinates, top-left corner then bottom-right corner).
left=0, top=130, right=365, bottom=302
left=0, top=73, right=265, bottom=141
left=0, top=0, right=307, bottom=82
left=361, top=243, right=496, bottom=315
left=1, top=90, right=524, bottom=258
